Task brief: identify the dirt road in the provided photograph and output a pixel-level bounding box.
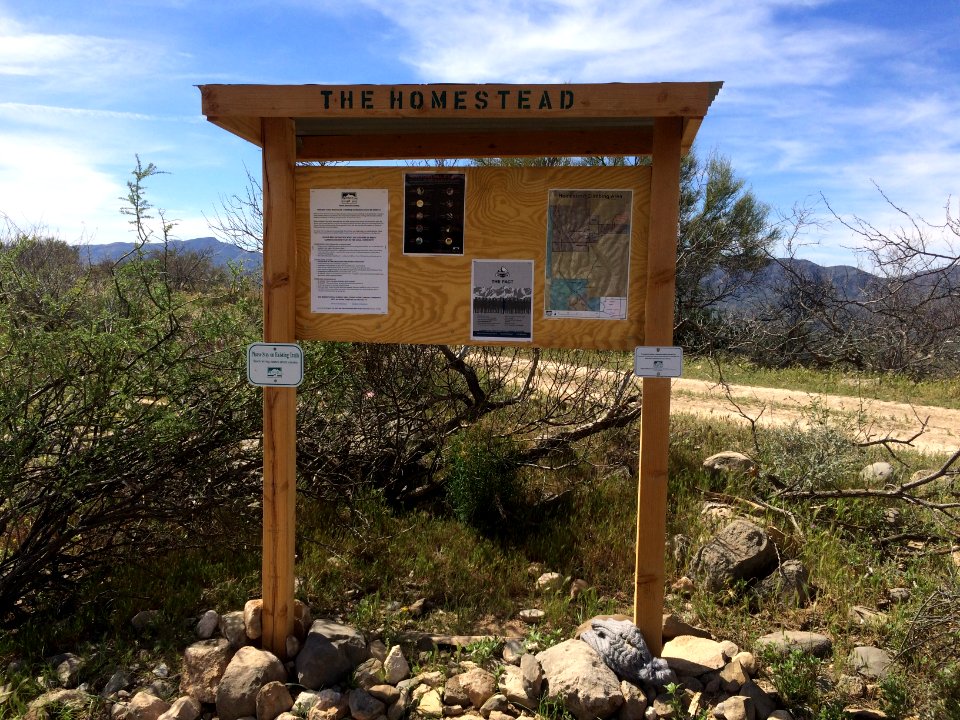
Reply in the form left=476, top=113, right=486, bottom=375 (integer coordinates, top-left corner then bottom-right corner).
left=670, top=378, right=960, bottom=454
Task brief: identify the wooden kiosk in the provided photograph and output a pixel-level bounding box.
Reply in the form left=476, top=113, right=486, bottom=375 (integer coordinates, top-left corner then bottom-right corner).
left=199, top=82, right=722, bottom=658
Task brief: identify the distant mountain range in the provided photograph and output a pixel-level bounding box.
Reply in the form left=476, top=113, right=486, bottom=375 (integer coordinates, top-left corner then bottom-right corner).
left=86, top=237, right=953, bottom=311
left=80, top=236, right=262, bottom=273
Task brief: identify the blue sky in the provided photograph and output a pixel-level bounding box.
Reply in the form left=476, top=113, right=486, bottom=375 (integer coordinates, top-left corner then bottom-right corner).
left=1, top=0, right=958, bottom=265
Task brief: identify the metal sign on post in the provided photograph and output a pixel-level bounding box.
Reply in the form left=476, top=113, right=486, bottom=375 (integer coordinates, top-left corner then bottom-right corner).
left=634, top=346, right=683, bottom=378
left=247, top=343, right=304, bottom=387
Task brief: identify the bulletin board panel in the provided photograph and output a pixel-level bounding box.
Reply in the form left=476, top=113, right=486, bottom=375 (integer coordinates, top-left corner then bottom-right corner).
left=294, top=165, right=651, bottom=350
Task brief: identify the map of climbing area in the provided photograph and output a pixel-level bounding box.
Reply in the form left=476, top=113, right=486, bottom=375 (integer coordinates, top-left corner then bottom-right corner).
left=545, top=189, right=633, bottom=319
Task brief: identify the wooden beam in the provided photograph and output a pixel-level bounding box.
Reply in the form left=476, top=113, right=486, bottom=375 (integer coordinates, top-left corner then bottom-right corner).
left=296, top=127, right=654, bottom=161
left=200, top=82, right=722, bottom=122
left=261, top=117, right=298, bottom=659
left=633, top=116, right=682, bottom=657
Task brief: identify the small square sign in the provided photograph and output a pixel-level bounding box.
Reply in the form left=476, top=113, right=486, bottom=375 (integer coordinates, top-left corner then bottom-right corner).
left=247, top=343, right=304, bottom=387
left=634, top=346, right=683, bottom=378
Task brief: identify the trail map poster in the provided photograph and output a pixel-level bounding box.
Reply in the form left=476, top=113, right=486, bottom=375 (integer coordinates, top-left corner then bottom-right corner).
left=471, top=260, right=534, bottom=342
left=545, top=189, right=632, bottom=320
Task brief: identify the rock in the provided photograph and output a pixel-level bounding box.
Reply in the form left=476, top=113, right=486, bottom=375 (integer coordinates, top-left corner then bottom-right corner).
left=860, top=462, right=894, bottom=485
left=196, top=610, right=219, bottom=639
left=570, top=579, right=590, bottom=600
left=256, top=681, right=293, bottom=720
left=220, top=611, right=249, bottom=649
left=349, top=688, right=386, bottom=720
left=842, top=709, right=888, bottom=720
left=369, top=639, right=388, bottom=662
left=152, top=663, right=170, bottom=679
left=102, top=669, right=130, bottom=697
left=294, top=600, right=313, bottom=640
left=768, top=712, right=794, bottom=720
left=671, top=576, right=695, bottom=595
left=418, top=689, right=444, bottom=718
left=536, top=639, right=623, bottom=720
left=458, top=667, right=498, bottom=708
left=848, top=606, right=887, bottom=626
left=502, top=639, right=525, bottom=665
left=661, top=636, right=728, bottom=676
left=244, top=599, right=263, bottom=641
left=48, top=653, right=82, bottom=689
left=131, top=610, right=160, bottom=632
left=756, top=561, right=811, bottom=606
left=518, top=609, right=545, bottom=623
left=354, top=658, right=384, bottom=688
left=23, top=689, right=94, bottom=720
left=180, top=639, right=233, bottom=704
left=732, top=652, right=757, bottom=676
left=293, top=691, right=321, bottom=715
left=848, top=646, right=893, bottom=680
left=650, top=694, right=675, bottom=718
left=703, top=451, right=756, bottom=476
left=887, top=587, right=911, bottom=604
left=478, top=693, right=510, bottom=717
left=287, top=635, right=301, bottom=658
left=536, top=572, right=564, bottom=593
left=617, top=681, right=647, bottom=720
left=719, top=640, right=739, bottom=660
left=128, top=691, right=171, bottom=720
left=520, top=654, right=542, bottom=699
left=216, top=646, right=286, bottom=720
left=488, top=712, right=514, bottom=720
left=692, top=519, right=778, bottom=592
left=384, top=645, right=411, bottom=685
left=753, top=631, right=832, bottom=658
left=297, top=620, right=369, bottom=689
left=498, top=665, right=535, bottom=707
left=157, top=696, right=201, bottom=720
left=719, top=659, right=748, bottom=693
left=837, top=674, right=867, bottom=698
left=574, top=614, right=632, bottom=639
left=739, top=681, right=775, bottom=720
left=714, top=695, right=754, bottom=720
left=662, top=613, right=711, bottom=641
left=444, top=675, right=472, bottom=707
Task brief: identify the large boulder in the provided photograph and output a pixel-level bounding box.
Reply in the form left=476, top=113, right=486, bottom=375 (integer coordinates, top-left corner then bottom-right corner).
left=297, top=620, right=369, bottom=689
left=692, top=519, right=778, bottom=592
left=216, top=646, right=286, bottom=720
left=536, top=640, right=623, bottom=720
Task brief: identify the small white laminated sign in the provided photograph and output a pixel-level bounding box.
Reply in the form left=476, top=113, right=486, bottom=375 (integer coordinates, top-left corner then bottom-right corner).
left=633, top=346, right=683, bottom=378
left=247, top=343, right=304, bottom=387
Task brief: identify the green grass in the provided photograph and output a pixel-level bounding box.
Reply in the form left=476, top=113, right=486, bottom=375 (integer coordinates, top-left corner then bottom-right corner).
left=682, top=355, right=960, bottom=408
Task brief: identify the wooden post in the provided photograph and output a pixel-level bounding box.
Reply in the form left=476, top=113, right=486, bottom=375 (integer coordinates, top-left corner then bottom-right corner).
left=261, top=117, right=298, bottom=658
left=633, top=116, right=683, bottom=657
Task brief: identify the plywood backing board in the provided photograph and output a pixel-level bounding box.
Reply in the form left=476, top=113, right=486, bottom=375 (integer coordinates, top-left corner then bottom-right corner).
left=294, top=165, right=651, bottom=350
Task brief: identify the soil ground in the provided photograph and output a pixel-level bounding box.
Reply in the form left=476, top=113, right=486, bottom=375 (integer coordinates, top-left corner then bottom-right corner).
left=671, top=377, right=960, bottom=454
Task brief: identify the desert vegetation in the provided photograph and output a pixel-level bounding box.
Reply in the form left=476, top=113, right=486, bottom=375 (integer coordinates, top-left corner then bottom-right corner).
left=0, top=157, right=958, bottom=719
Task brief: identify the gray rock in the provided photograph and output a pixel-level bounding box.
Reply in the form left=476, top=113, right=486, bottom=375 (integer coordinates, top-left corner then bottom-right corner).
left=536, top=572, right=564, bottom=593
left=216, top=646, right=286, bottom=720
left=738, top=681, right=775, bottom=720
left=502, top=639, right=525, bottom=665
left=478, top=693, right=510, bottom=717
left=848, top=646, right=893, bottom=680
left=131, top=610, right=161, bottom=632
left=292, top=690, right=320, bottom=715
left=220, top=611, right=249, bottom=649
left=661, top=636, right=728, bottom=676
left=661, top=613, right=712, bottom=641
left=102, top=670, right=130, bottom=697
left=349, top=688, right=386, bottom=720
left=714, top=695, right=754, bottom=720
left=498, top=665, right=535, bottom=708
left=518, top=609, right=545, bottom=623
left=520, top=654, right=542, bottom=699
left=369, top=639, right=388, bottom=662
left=536, top=639, right=623, bottom=720
left=753, top=631, right=832, bottom=658
left=848, top=606, right=887, bottom=626
left=297, top=621, right=369, bottom=689
left=180, top=638, right=233, bottom=705
left=887, top=587, right=911, bottom=604
left=384, top=645, right=411, bottom=685
left=354, top=658, right=384, bottom=689
left=196, top=610, right=219, bottom=639
left=48, top=653, right=82, bottom=689
left=692, top=519, right=778, bottom=592
left=369, top=684, right=401, bottom=705
left=756, top=561, right=811, bottom=607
